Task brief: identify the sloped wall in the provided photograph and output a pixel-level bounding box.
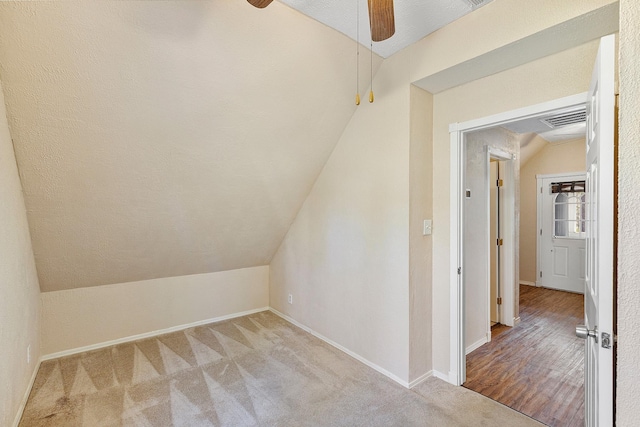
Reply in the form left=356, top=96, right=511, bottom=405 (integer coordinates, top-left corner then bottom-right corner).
left=270, top=49, right=413, bottom=383
left=0, top=79, right=40, bottom=426
left=0, top=0, right=382, bottom=292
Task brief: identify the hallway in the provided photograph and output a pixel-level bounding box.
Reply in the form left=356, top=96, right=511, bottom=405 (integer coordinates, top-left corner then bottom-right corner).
left=464, top=285, right=584, bottom=426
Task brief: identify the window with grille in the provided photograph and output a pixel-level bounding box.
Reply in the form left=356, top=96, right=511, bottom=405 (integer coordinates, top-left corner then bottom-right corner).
left=553, top=191, right=586, bottom=238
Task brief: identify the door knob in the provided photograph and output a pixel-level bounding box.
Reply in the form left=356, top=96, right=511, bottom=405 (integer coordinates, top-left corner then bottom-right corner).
left=576, top=325, right=598, bottom=343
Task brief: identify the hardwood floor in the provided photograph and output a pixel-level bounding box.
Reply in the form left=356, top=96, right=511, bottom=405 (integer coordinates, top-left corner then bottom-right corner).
left=464, top=285, right=584, bottom=427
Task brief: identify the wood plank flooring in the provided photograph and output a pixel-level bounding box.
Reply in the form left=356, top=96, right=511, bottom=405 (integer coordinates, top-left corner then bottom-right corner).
left=464, top=285, right=584, bottom=427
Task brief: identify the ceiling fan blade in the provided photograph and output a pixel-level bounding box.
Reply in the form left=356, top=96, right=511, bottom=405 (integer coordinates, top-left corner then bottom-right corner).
left=247, top=0, right=274, bottom=8
left=367, top=0, right=395, bottom=42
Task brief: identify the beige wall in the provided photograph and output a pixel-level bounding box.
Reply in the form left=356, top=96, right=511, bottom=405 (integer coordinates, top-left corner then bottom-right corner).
left=519, top=137, right=586, bottom=284
left=270, top=49, right=413, bottom=382
left=270, top=0, right=617, bottom=382
left=41, top=266, right=269, bottom=356
left=0, top=80, right=41, bottom=426
left=0, top=0, right=382, bottom=292
left=616, top=0, right=640, bottom=423
left=431, top=39, right=602, bottom=373
left=409, top=85, right=433, bottom=380
left=463, top=128, right=519, bottom=350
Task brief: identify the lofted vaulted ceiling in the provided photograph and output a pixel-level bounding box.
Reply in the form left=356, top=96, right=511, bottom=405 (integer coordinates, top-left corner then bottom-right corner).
left=0, top=1, right=383, bottom=291
left=280, top=0, right=492, bottom=58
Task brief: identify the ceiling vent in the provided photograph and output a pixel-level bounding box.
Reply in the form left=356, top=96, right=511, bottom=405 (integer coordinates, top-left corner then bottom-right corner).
left=540, top=110, right=587, bottom=129
left=466, top=0, right=493, bottom=8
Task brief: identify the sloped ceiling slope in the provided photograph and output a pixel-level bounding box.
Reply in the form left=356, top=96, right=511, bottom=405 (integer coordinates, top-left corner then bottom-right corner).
left=0, top=1, right=382, bottom=292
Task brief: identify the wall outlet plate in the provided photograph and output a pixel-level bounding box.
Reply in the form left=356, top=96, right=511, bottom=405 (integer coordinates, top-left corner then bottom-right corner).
left=288, top=294, right=293, bottom=304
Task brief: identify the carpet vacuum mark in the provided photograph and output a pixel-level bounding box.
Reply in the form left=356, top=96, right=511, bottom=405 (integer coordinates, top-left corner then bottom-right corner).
left=20, top=311, right=542, bottom=426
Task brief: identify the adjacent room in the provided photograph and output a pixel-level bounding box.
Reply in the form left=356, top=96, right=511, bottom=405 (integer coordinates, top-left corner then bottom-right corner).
left=460, top=113, right=589, bottom=426
left=1, top=0, right=639, bottom=426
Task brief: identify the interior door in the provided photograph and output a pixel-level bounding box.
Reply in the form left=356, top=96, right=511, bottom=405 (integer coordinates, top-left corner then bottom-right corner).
left=489, top=160, right=499, bottom=324
left=580, top=34, right=615, bottom=427
left=539, top=174, right=587, bottom=294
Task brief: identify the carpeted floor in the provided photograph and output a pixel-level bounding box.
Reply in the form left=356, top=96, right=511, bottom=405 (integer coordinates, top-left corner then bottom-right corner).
left=20, top=311, right=542, bottom=426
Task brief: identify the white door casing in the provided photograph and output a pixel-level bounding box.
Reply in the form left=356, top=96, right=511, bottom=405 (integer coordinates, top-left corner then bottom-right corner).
left=537, top=173, right=587, bottom=294
left=583, top=34, right=615, bottom=427
left=490, top=160, right=499, bottom=324
left=449, top=94, right=588, bottom=386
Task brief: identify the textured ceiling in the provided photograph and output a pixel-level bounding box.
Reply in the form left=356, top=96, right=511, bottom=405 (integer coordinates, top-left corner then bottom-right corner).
left=280, top=0, right=483, bottom=58
left=0, top=1, right=383, bottom=291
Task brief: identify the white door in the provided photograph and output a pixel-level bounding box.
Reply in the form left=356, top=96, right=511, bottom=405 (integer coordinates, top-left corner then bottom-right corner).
left=538, top=173, right=587, bottom=294
left=579, top=34, right=615, bottom=427
left=489, top=160, right=499, bottom=323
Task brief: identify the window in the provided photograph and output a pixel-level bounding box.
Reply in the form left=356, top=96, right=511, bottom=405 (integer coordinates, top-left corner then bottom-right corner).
left=553, top=191, right=586, bottom=238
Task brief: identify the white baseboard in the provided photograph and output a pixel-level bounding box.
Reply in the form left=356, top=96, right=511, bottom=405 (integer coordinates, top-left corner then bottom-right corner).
left=432, top=370, right=451, bottom=383
left=41, top=307, right=270, bottom=361
left=408, top=371, right=433, bottom=389
left=514, top=316, right=521, bottom=325
left=519, top=281, right=536, bottom=287
left=12, top=358, right=41, bottom=427
left=269, top=308, right=421, bottom=389
left=465, top=336, right=488, bottom=355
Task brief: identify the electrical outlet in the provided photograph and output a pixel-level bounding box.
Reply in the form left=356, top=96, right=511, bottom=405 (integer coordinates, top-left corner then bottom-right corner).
left=288, top=294, right=293, bottom=304
left=27, top=345, right=31, bottom=364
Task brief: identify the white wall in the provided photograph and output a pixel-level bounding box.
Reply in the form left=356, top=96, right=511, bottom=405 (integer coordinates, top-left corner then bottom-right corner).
left=616, top=0, right=640, bottom=423
left=41, top=266, right=269, bottom=356
left=270, top=49, right=413, bottom=383
left=0, top=79, right=41, bottom=426
left=519, top=137, right=586, bottom=284
left=463, top=128, right=519, bottom=350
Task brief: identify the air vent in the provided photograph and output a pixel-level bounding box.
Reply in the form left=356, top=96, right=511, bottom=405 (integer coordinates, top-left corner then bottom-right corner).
left=466, top=0, right=493, bottom=8
left=540, top=110, right=587, bottom=129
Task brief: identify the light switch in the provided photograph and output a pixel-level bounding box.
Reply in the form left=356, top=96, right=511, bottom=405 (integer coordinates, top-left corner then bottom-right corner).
left=423, top=219, right=432, bottom=236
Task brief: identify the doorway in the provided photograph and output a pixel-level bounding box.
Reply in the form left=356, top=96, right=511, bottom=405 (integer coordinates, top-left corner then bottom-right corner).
left=450, top=94, right=589, bottom=426
left=450, top=35, right=615, bottom=427
left=449, top=93, right=588, bottom=385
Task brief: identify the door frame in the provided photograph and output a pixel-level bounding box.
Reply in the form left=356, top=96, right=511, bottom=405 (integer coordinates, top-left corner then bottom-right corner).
left=449, top=92, right=588, bottom=386
left=486, top=148, right=515, bottom=334
left=536, top=172, right=587, bottom=290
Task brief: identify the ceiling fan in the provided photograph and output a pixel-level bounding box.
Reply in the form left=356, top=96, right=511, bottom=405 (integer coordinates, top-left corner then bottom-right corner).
left=246, top=0, right=395, bottom=42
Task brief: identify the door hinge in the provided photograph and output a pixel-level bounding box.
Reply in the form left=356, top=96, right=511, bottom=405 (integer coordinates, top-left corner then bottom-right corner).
left=540, top=271, right=543, bottom=278
left=497, top=238, right=503, bottom=246
left=457, top=267, right=461, bottom=275
left=497, top=297, right=502, bottom=305
left=497, top=179, right=504, bottom=187
left=540, top=187, right=543, bottom=193
left=540, top=229, right=542, bottom=236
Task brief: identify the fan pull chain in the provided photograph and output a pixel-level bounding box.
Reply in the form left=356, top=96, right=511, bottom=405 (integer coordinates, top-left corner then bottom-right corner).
left=369, top=39, right=374, bottom=103
left=355, top=0, right=361, bottom=105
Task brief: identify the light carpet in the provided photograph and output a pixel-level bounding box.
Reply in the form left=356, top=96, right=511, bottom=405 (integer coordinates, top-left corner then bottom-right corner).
left=20, top=311, right=542, bottom=426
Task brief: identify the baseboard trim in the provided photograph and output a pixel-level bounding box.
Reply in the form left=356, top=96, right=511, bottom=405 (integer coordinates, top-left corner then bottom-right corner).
left=12, top=358, right=41, bottom=427
left=41, top=307, right=270, bottom=361
left=269, top=308, right=412, bottom=388
left=465, top=336, right=488, bottom=355
left=520, top=281, right=536, bottom=287
left=432, top=370, right=451, bottom=383
left=408, top=371, right=433, bottom=389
